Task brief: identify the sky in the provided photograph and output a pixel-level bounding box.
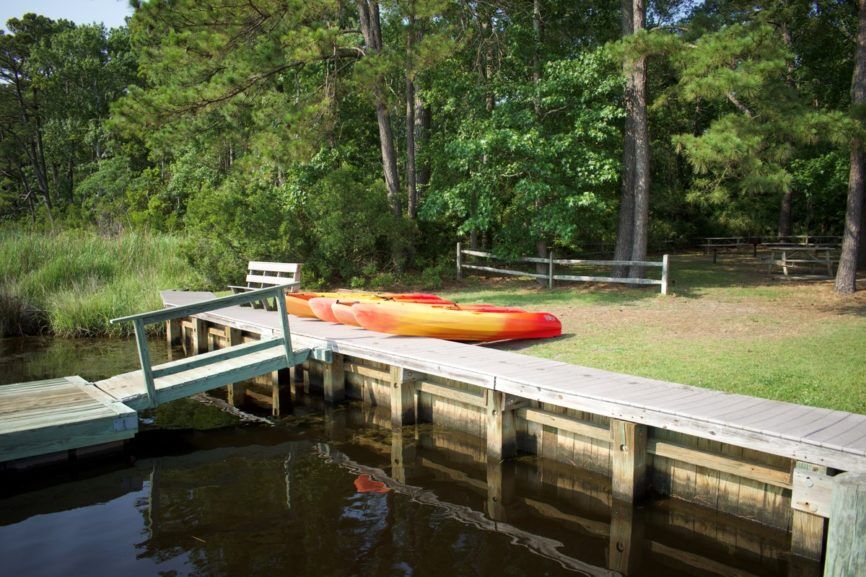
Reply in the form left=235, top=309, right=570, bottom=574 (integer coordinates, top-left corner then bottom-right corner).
left=0, top=0, right=134, bottom=31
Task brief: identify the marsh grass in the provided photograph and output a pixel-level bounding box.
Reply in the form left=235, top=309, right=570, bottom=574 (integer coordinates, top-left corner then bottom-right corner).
left=0, top=229, right=203, bottom=337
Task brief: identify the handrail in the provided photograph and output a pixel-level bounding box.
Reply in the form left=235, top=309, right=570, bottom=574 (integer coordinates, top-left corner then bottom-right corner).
left=110, top=284, right=292, bottom=326
left=110, top=284, right=296, bottom=409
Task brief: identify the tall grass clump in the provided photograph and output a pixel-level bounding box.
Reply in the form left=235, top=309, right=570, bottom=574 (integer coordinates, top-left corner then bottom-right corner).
left=0, top=228, right=204, bottom=337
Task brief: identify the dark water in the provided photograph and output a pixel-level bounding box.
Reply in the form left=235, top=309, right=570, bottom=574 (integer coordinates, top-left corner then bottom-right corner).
left=0, top=338, right=806, bottom=577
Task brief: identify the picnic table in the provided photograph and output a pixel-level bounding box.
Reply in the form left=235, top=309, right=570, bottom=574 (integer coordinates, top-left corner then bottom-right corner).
left=702, top=237, right=761, bottom=263
left=764, top=244, right=839, bottom=277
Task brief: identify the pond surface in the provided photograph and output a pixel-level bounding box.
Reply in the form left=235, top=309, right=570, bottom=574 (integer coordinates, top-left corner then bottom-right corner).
left=0, top=338, right=805, bottom=577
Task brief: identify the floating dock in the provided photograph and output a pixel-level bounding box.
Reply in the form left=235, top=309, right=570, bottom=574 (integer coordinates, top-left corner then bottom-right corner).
left=0, top=376, right=137, bottom=463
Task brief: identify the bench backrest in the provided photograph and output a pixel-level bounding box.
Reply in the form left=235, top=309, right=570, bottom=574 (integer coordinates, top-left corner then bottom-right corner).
left=246, top=261, right=301, bottom=288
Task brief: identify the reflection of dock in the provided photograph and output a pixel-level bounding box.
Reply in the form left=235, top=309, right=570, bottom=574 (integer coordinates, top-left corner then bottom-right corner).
left=0, top=408, right=811, bottom=577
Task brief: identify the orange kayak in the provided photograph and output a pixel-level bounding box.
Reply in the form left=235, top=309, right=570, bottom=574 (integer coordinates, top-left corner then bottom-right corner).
left=287, top=292, right=454, bottom=319
left=327, top=300, right=526, bottom=327
left=309, top=297, right=341, bottom=323
left=332, top=301, right=363, bottom=326
left=351, top=301, right=561, bottom=342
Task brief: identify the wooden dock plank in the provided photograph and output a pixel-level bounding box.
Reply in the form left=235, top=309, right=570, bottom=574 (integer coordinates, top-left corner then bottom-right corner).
left=0, top=376, right=137, bottom=463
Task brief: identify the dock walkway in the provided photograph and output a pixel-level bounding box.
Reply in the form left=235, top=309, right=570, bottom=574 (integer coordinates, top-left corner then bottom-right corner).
left=161, top=290, right=866, bottom=474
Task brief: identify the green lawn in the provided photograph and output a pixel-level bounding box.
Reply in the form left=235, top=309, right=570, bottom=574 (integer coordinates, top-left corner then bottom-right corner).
left=439, top=254, right=866, bottom=414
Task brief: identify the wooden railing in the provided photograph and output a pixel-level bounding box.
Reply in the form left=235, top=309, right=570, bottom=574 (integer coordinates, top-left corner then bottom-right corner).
left=456, top=243, right=669, bottom=295
left=110, top=285, right=303, bottom=408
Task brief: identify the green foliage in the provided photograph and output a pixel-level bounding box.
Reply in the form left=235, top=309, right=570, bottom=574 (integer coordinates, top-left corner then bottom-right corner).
left=423, top=47, right=624, bottom=256
left=0, top=0, right=861, bottom=297
left=669, top=9, right=856, bottom=235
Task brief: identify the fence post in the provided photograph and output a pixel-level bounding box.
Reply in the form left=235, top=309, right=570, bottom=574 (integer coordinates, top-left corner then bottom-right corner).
left=548, top=251, right=554, bottom=289
left=456, top=242, right=462, bottom=280
left=660, top=254, right=669, bottom=295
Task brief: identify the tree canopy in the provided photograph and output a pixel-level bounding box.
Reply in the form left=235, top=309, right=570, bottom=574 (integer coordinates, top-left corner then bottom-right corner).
left=0, top=0, right=863, bottom=289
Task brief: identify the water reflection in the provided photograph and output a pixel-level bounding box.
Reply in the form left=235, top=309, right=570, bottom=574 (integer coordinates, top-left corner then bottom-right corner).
left=0, top=336, right=169, bottom=385
left=0, top=400, right=805, bottom=577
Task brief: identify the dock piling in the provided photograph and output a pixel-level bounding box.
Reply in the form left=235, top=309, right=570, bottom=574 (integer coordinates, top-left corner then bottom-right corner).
left=610, top=420, right=648, bottom=502
left=823, top=471, right=866, bottom=576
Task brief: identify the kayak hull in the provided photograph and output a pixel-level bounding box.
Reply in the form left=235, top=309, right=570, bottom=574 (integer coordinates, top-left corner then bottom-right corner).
left=351, top=301, right=561, bottom=342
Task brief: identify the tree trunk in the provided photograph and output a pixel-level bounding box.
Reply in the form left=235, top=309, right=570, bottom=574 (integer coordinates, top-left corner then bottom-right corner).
left=415, top=93, right=431, bottom=190
left=835, top=0, right=866, bottom=293
left=860, top=206, right=866, bottom=269
left=628, top=0, right=650, bottom=279
left=613, top=0, right=636, bottom=277
left=532, top=0, right=548, bottom=284
left=406, top=5, right=418, bottom=219
left=473, top=13, right=496, bottom=250
left=778, top=188, right=794, bottom=238
left=357, top=0, right=402, bottom=215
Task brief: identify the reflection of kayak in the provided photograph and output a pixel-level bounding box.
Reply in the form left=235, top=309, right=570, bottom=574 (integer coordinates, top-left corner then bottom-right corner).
left=286, top=292, right=453, bottom=319
left=354, top=474, right=390, bottom=493
left=351, top=301, right=561, bottom=342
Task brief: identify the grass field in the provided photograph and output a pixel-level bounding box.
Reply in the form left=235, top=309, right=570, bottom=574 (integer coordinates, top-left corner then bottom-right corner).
left=440, top=254, right=866, bottom=414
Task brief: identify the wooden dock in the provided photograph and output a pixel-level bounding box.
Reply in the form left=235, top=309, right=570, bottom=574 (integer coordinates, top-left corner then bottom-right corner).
left=160, top=289, right=866, bottom=568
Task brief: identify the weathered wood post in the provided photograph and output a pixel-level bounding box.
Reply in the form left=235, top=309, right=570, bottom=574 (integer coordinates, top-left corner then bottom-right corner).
left=183, top=318, right=207, bottom=355
left=323, top=354, right=345, bottom=404
left=225, top=327, right=246, bottom=407
left=485, top=390, right=516, bottom=461
left=456, top=242, right=462, bottom=280
left=660, top=254, right=669, bottom=295
left=610, top=419, right=648, bottom=502
left=823, top=471, right=866, bottom=576
left=791, top=462, right=830, bottom=561
left=390, top=366, right=417, bottom=426
left=166, top=319, right=182, bottom=347
left=548, top=251, right=554, bottom=289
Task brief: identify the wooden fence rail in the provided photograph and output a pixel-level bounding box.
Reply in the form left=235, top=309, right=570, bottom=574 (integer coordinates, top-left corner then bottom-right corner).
left=456, top=243, right=669, bottom=294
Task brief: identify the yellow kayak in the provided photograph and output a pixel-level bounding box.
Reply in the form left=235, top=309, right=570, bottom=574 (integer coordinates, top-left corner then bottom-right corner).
left=351, top=301, right=561, bottom=342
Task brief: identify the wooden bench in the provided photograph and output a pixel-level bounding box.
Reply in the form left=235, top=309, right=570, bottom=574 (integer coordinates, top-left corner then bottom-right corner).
left=228, top=261, right=301, bottom=310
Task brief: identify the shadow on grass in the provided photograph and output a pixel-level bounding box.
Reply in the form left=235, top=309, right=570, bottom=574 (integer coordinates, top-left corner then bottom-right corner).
left=490, top=333, right=574, bottom=353
left=442, top=279, right=659, bottom=308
